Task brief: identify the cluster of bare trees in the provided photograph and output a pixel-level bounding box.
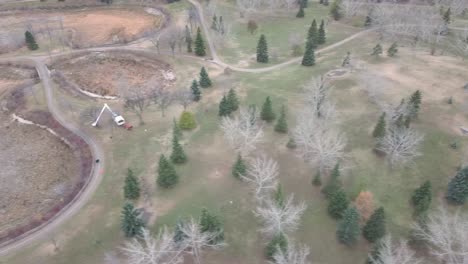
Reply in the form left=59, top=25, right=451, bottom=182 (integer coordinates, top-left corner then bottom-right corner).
left=293, top=77, right=347, bottom=174
left=236, top=0, right=298, bottom=15
left=369, top=235, right=422, bottom=264
left=121, top=218, right=223, bottom=264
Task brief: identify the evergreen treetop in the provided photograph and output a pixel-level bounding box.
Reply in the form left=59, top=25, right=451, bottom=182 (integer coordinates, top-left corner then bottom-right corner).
left=124, top=168, right=140, bottom=200
left=199, top=208, right=224, bottom=244
left=337, top=206, right=360, bottom=245
left=257, top=34, right=269, bottom=63
left=296, top=5, right=305, bottom=18
left=157, top=155, right=179, bottom=188
left=363, top=207, right=386, bottom=243
left=307, top=19, right=318, bottom=49
left=232, top=153, right=247, bottom=179
left=372, top=44, right=383, bottom=56
left=173, top=217, right=187, bottom=244
left=301, top=41, right=316, bottom=66
left=443, top=7, right=451, bottom=24
left=227, top=88, right=240, bottom=112
left=274, top=184, right=285, bottom=208
left=372, top=113, right=386, bottom=138
left=199, top=67, right=212, bottom=88
left=318, top=19, right=326, bottom=44
left=261, top=96, right=276, bottom=122
left=322, top=163, right=341, bottom=198
left=411, top=181, right=432, bottom=214
left=312, top=171, right=322, bottom=186
left=191, top=80, right=201, bottom=101
left=274, top=105, right=288, bottom=133
left=25, top=31, right=38, bottom=51
left=446, top=167, right=468, bottom=205
left=179, top=111, right=197, bottom=130
left=173, top=118, right=183, bottom=140
left=170, top=132, right=187, bottom=164
left=328, top=188, right=349, bottom=219
left=121, top=202, right=144, bottom=237
left=219, top=95, right=231, bottom=116
left=387, top=42, right=398, bottom=57
left=265, top=233, right=288, bottom=260
left=194, top=27, right=206, bottom=56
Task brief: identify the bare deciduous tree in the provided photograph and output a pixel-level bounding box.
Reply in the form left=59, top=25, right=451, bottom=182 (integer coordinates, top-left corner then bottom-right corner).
left=254, top=195, right=307, bottom=237
left=370, top=236, right=422, bottom=264
left=179, top=218, right=224, bottom=264
left=121, top=228, right=183, bottom=264
left=124, top=89, right=150, bottom=125
left=241, top=155, right=279, bottom=200
left=413, top=206, right=468, bottom=264
left=270, top=240, right=311, bottom=264
left=303, top=77, right=335, bottom=120
left=220, top=108, right=264, bottom=156
left=377, top=128, right=424, bottom=167
left=173, top=89, right=193, bottom=110
left=151, top=86, right=174, bottom=117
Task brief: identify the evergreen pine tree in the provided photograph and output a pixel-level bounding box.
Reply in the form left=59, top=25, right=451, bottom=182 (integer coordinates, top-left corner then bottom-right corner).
left=121, top=202, right=144, bottom=237
left=265, top=233, right=288, bottom=260
left=123, top=168, right=140, bottom=200
left=232, top=153, right=247, bottom=179
left=274, top=184, right=285, bottom=208
left=302, top=0, right=308, bottom=8
left=307, top=19, right=318, bottom=49
left=227, top=88, right=240, bottom=112
left=443, top=7, right=451, bottom=24
left=446, top=167, right=468, bottom=205
left=342, top=51, right=351, bottom=67
left=371, top=44, right=383, bottom=56
left=179, top=111, right=197, bottom=130
left=199, top=67, right=212, bottom=88
left=364, top=15, right=372, bottom=27
left=336, top=207, right=360, bottom=245
left=173, top=217, right=187, bottom=244
left=170, top=132, right=187, bottom=164
left=318, top=19, right=326, bottom=44
left=157, top=155, right=179, bottom=188
left=366, top=239, right=384, bottom=264
left=25, top=31, right=38, bottom=51
left=219, top=95, right=231, bottom=116
left=363, top=207, right=386, bottom=243
left=387, top=42, right=398, bottom=57
left=409, top=90, right=422, bottom=117
left=211, top=15, right=218, bottom=31
left=301, top=41, right=316, bottom=66
left=191, top=80, right=201, bottom=101
left=312, top=171, right=322, bottom=186
left=274, top=105, right=288, bottom=133
left=173, top=118, right=183, bottom=140
left=330, top=0, right=342, bottom=21
left=411, top=181, right=432, bottom=214
left=185, top=25, right=192, bottom=53
left=199, top=208, right=224, bottom=244
left=256, top=34, right=269, bottom=63
left=327, top=188, right=349, bottom=219
left=372, top=113, right=386, bottom=138
left=194, top=27, right=206, bottom=56
left=261, top=96, right=276, bottom=122
left=296, top=5, right=305, bottom=18
left=287, top=138, right=297, bottom=149
left=322, top=163, right=341, bottom=198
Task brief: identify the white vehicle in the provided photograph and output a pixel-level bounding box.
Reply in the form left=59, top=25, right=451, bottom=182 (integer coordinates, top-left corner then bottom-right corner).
left=92, top=104, right=132, bottom=129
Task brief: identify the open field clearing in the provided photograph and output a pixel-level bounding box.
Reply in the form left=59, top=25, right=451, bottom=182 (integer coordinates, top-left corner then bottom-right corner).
left=0, top=7, right=164, bottom=53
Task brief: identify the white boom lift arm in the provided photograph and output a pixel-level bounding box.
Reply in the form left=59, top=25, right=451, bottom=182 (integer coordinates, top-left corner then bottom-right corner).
left=92, top=103, right=126, bottom=127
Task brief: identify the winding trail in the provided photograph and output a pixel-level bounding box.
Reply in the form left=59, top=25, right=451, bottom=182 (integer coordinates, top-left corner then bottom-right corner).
left=2, top=0, right=464, bottom=257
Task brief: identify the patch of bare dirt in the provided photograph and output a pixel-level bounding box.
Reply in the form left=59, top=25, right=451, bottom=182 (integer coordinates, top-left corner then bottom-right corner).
left=52, top=51, right=176, bottom=96
left=0, top=111, right=79, bottom=233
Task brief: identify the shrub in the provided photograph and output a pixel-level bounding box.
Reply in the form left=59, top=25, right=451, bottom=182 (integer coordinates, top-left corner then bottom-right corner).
left=179, top=111, right=197, bottom=130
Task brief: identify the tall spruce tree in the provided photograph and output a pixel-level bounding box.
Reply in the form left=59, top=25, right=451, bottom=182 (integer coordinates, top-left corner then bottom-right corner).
left=200, top=208, right=224, bottom=244
left=191, top=80, right=201, bottom=101
left=261, top=96, right=276, bottom=122
left=443, top=7, right=451, bottom=24
left=366, top=239, right=384, bottom=264
left=409, top=90, right=422, bottom=117
left=302, top=41, right=316, bottom=66
left=173, top=217, right=187, bottom=244
left=170, top=131, right=187, bottom=164
left=296, top=4, right=305, bottom=18
left=274, top=105, right=288, bottom=133
left=121, top=202, right=144, bottom=237
left=322, top=163, right=341, bottom=198
left=232, top=153, right=247, bottom=179
left=330, top=0, right=342, bottom=21
left=363, top=207, right=386, bottom=243
left=337, top=206, right=360, bottom=245
left=307, top=19, right=318, bottom=49
left=185, top=25, right=192, bottom=53
left=327, top=188, right=349, bottom=219
left=194, top=27, right=206, bottom=56
left=199, top=67, right=212, bottom=88
left=387, top=42, right=398, bottom=57
left=312, top=171, right=322, bottom=186
left=157, top=155, right=179, bottom=188
left=364, top=15, right=372, bottom=27
left=372, top=44, right=383, bottom=56
left=227, top=88, right=240, bottom=112
left=302, top=0, right=308, bottom=8
left=411, top=181, right=432, bottom=214
left=446, top=167, right=468, bottom=205
left=318, top=19, right=326, bottom=44
left=219, top=95, right=231, bottom=116
left=256, top=34, right=269, bottom=63
left=372, top=113, right=386, bottom=138
left=342, top=51, right=351, bottom=67
left=25, top=31, right=38, bottom=50
left=265, top=233, right=288, bottom=260
left=124, top=168, right=140, bottom=200
left=211, top=15, right=218, bottom=31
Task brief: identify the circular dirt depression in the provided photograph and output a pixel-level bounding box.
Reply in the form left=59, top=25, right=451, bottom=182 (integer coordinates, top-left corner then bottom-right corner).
left=51, top=51, right=176, bottom=97
left=0, top=113, right=80, bottom=233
